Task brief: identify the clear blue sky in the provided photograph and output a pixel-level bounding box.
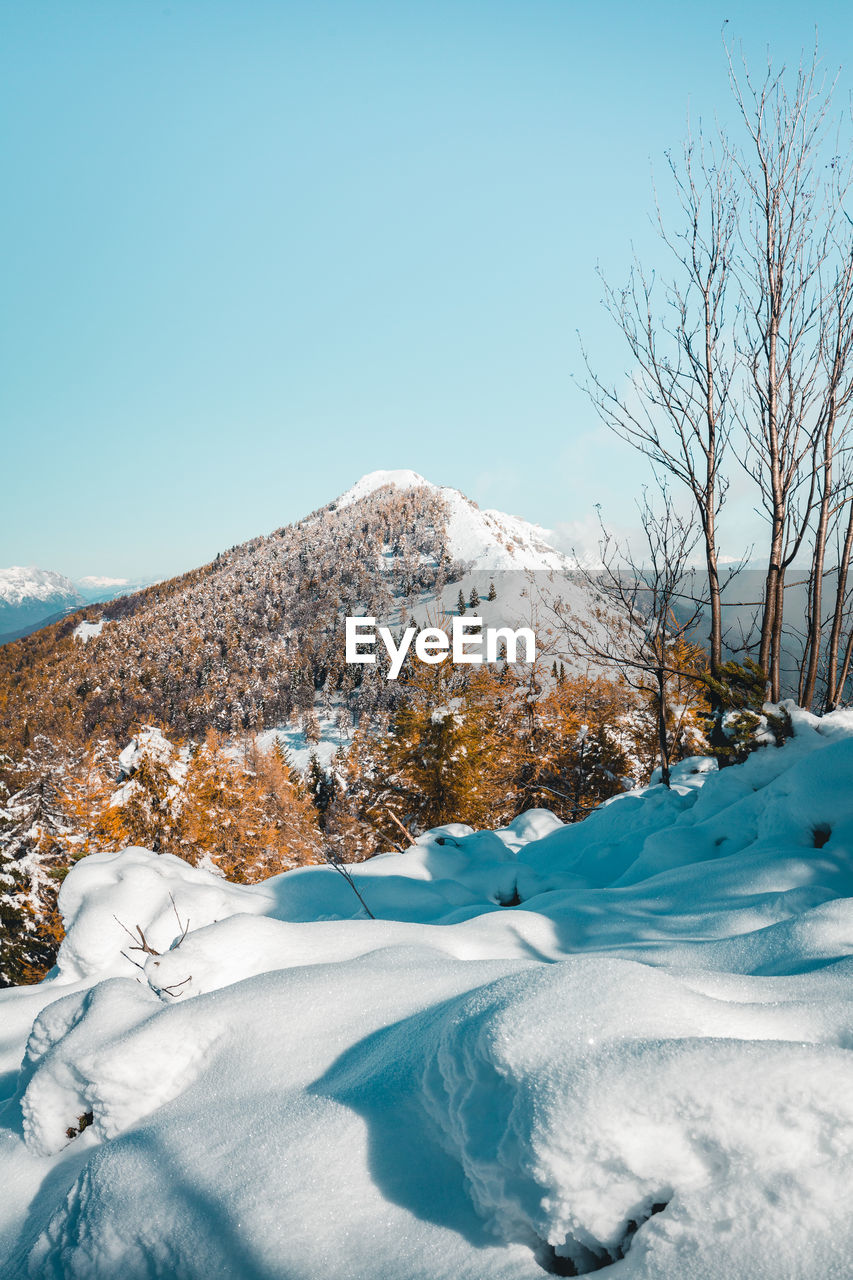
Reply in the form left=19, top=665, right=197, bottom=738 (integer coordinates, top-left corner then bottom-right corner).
left=1, top=1, right=851, bottom=579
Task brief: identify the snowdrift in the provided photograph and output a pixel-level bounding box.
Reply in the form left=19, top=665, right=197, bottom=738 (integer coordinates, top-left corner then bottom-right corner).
left=2, top=703, right=853, bottom=1278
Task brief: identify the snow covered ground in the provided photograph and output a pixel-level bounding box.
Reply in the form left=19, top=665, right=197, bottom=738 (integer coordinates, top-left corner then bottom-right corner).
left=72, top=619, right=106, bottom=643
left=256, top=711, right=352, bottom=773
left=2, top=703, right=853, bottom=1277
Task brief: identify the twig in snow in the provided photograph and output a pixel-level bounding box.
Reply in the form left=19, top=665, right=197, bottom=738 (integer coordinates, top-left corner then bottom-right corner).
left=322, top=846, right=376, bottom=919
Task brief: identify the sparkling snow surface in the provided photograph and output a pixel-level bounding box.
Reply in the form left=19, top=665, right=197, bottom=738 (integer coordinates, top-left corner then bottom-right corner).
left=3, top=705, right=853, bottom=1276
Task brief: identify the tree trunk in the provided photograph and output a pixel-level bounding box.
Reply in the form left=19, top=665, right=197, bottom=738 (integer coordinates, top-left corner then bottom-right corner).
left=801, top=467, right=833, bottom=709
left=706, top=544, right=722, bottom=673
left=834, top=621, right=853, bottom=708
left=769, top=563, right=786, bottom=702
left=656, top=666, right=670, bottom=787
left=825, top=497, right=853, bottom=709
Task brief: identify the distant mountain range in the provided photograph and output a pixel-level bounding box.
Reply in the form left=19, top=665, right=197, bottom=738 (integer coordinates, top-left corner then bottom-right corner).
left=0, top=567, right=151, bottom=645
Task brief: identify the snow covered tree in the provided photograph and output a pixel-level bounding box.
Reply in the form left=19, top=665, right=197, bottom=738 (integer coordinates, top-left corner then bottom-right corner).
left=96, top=732, right=183, bottom=854
left=306, top=752, right=339, bottom=830
left=524, top=676, right=634, bottom=820
left=180, top=733, right=323, bottom=880
left=346, top=664, right=522, bottom=847
left=303, top=710, right=321, bottom=745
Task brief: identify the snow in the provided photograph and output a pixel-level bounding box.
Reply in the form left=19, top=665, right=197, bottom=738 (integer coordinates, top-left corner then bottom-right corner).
left=110, top=727, right=189, bottom=811
left=0, top=565, right=78, bottom=607
left=256, top=710, right=351, bottom=772
left=336, top=470, right=570, bottom=572
left=3, top=708, right=853, bottom=1275
left=335, top=468, right=431, bottom=508
left=116, top=726, right=179, bottom=779
left=72, top=620, right=105, bottom=643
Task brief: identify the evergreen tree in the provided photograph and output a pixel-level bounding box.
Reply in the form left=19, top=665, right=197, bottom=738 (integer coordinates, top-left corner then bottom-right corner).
left=702, top=659, right=792, bottom=766
left=303, top=710, right=322, bottom=745
left=345, top=664, right=523, bottom=847
left=523, top=675, right=634, bottom=821
left=306, top=752, right=339, bottom=829
left=180, top=732, right=322, bottom=880
left=457, top=590, right=467, bottom=614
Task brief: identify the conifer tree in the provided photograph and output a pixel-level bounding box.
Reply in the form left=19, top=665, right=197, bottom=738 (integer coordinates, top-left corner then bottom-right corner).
left=345, top=664, right=522, bottom=846
left=522, top=675, right=634, bottom=820
left=303, top=710, right=322, bottom=745
left=180, top=732, right=323, bottom=880
left=306, top=751, right=339, bottom=829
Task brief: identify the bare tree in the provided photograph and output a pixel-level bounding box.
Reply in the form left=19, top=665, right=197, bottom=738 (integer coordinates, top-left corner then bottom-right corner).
left=585, top=37, right=853, bottom=709
left=824, top=451, right=853, bottom=707
left=727, top=42, right=853, bottom=701
left=583, top=126, right=736, bottom=678
left=555, top=484, right=707, bottom=787
left=801, top=248, right=853, bottom=708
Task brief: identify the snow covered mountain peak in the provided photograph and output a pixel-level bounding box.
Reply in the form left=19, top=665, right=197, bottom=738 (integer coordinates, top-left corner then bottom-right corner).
left=335, top=469, right=434, bottom=508
left=0, top=565, right=78, bottom=606
left=334, top=470, right=569, bottom=573
left=0, top=567, right=152, bottom=645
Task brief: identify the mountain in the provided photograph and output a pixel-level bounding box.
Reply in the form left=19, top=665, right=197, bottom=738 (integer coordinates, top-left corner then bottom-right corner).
left=0, top=471, right=592, bottom=753
left=0, top=567, right=84, bottom=642
left=334, top=469, right=569, bottom=572
left=75, top=576, right=152, bottom=605
left=0, top=569, right=153, bottom=646
left=0, top=473, right=681, bottom=989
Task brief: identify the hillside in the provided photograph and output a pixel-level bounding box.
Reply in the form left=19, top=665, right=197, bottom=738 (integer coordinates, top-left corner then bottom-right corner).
left=0, top=471, right=585, bottom=753
left=0, top=705, right=851, bottom=1276
left=4, top=473, right=680, bottom=984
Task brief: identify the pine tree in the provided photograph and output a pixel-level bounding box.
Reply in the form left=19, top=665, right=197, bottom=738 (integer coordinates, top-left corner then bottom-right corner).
left=306, top=752, right=339, bottom=829
left=303, top=710, right=322, bottom=745
left=523, top=675, right=634, bottom=821
left=345, top=664, right=523, bottom=846
left=180, top=731, right=323, bottom=880
left=487, top=581, right=497, bottom=601
left=457, top=590, right=467, bottom=614
left=702, top=658, right=792, bottom=766
left=469, top=587, right=480, bottom=609
left=96, top=743, right=180, bottom=853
